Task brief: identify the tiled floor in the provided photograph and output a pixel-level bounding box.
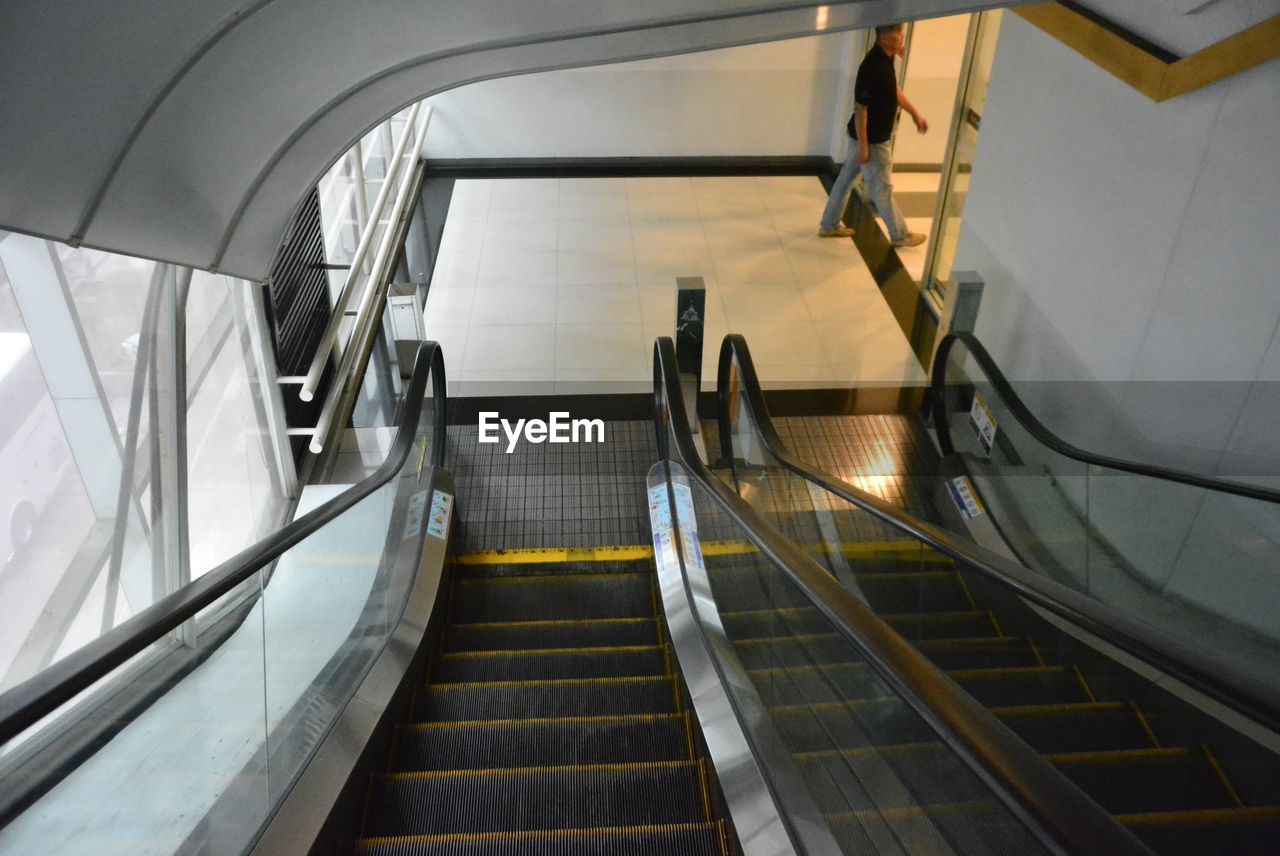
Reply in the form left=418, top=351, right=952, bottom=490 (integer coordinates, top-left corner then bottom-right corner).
left=423, top=175, right=929, bottom=396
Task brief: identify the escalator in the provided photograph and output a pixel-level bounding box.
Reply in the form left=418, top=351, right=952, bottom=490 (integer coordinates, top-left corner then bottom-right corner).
left=353, top=550, right=733, bottom=854
left=692, top=332, right=1280, bottom=855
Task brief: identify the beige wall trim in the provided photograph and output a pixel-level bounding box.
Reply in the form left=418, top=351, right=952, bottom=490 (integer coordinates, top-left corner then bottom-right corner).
left=1013, top=3, right=1280, bottom=101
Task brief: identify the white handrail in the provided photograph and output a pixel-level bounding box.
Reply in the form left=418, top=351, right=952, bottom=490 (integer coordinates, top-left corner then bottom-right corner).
left=308, top=105, right=430, bottom=455
left=299, top=102, right=422, bottom=403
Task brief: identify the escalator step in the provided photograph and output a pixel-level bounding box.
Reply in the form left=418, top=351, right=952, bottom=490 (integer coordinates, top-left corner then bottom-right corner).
left=704, top=568, right=812, bottom=613
left=745, top=662, right=886, bottom=706
left=732, top=633, right=856, bottom=671
left=363, top=761, right=708, bottom=836
left=720, top=607, right=997, bottom=642
left=391, top=714, right=689, bottom=771
left=993, top=702, right=1157, bottom=753
left=457, top=558, right=653, bottom=578
left=1121, top=807, right=1280, bottom=856
left=826, top=801, right=1044, bottom=856
left=949, top=666, right=1092, bottom=707
left=795, top=743, right=989, bottom=814
left=356, top=821, right=726, bottom=856
left=883, top=611, right=1000, bottom=641
left=1050, top=748, right=1239, bottom=814
left=449, top=574, right=653, bottom=623
left=415, top=677, right=677, bottom=721
left=914, top=637, right=1046, bottom=669
left=444, top=618, right=659, bottom=651
left=433, top=646, right=667, bottom=683
left=772, top=698, right=933, bottom=752
left=854, top=571, right=973, bottom=614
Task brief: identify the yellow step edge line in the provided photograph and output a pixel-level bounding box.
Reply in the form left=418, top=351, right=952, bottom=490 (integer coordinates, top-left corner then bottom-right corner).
left=457, top=546, right=654, bottom=565
left=991, top=701, right=1126, bottom=718
left=403, top=712, right=682, bottom=730
left=428, top=675, right=671, bottom=691
left=1047, top=747, right=1190, bottom=765
left=826, top=800, right=998, bottom=823
left=457, top=572, right=650, bottom=585
left=734, top=632, right=841, bottom=648
left=440, top=644, right=660, bottom=659
left=359, top=822, right=717, bottom=848
left=720, top=606, right=985, bottom=623
left=748, top=661, right=867, bottom=678
left=1117, top=806, right=1280, bottom=826
left=947, top=665, right=1069, bottom=680
left=449, top=617, right=655, bottom=629
left=794, top=742, right=941, bottom=764
left=383, top=758, right=695, bottom=782
left=914, top=636, right=1020, bottom=648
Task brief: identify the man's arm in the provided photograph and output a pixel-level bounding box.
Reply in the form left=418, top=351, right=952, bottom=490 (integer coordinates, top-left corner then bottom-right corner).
left=855, top=105, right=870, bottom=163
left=897, top=87, right=928, bottom=133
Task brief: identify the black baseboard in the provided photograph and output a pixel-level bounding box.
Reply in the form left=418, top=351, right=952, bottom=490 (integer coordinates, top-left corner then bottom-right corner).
left=423, top=155, right=834, bottom=180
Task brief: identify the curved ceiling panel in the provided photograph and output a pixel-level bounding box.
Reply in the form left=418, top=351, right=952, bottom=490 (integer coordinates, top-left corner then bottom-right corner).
left=0, top=0, right=999, bottom=280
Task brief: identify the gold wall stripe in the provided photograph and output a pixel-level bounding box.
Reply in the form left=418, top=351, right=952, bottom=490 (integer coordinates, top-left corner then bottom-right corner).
left=1014, top=4, right=1280, bottom=102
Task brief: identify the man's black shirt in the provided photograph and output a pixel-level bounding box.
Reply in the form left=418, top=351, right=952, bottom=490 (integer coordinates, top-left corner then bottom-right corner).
left=852, top=45, right=897, bottom=144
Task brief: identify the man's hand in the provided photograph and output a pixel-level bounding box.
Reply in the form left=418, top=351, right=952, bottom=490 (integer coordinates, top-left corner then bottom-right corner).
left=913, top=114, right=929, bottom=134
left=858, top=143, right=870, bottom=164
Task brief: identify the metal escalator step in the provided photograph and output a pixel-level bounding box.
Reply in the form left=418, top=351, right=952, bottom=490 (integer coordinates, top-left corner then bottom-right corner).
left=854, top=570, right=973, bottom=614
left=391, top=714, right=689, bottom=771
left=993, top=701, right=1157, bottom=754
left=449, top=574, right=653, bottom=623
left=949, top=666, right=1092, bottom=706
left=826, top=801, right=1044, bottom=856
left=795, top=743, right=989, bottom=814
left=363, top=761, right=708, bottom=837
left=914, top=637, right=1045, bottom=669
left=356, top=821, right=726, bottom=856
left=1120, top=807, right=1280, bottom=856
left=415, top=676, right=677, bottom=721
left=719, top=607, right=832, bottom=641
left=883, top=611, right=1000, bottom=641
left=433, top=646, right=667, bottom=683
left=1049, top=747, right=1240, bottom=814
left=732, top=633, right=855, bottom=671
left=704, top=567, right=812, bottom=613
left=771, top=698, right=933, bottom=752
left=745, top=661, right=885, bottom=706
left=444, top=618, right=659, bottom=652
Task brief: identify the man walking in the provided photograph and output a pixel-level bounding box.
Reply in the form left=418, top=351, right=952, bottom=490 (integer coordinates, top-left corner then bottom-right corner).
left=819, top=23, right=928, bottom=248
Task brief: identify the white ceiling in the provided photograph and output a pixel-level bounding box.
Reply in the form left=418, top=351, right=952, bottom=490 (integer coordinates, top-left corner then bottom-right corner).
left=0, top=0, right=1002, bottom=280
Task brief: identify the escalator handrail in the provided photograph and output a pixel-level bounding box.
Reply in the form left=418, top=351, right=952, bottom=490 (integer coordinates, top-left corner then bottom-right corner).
left=655, top=337, right=1153, bottom=856
left=932, top=331, right=1280, bottom=503
left=716, top=332, right=1280, bottom=738
left=0, top=341, right=447, bottom=748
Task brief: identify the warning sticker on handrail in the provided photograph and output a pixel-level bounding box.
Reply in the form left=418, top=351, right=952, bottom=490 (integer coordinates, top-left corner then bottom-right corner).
left=969, top=392, right=998, bottom=455
left=947, top=476, right=985, bottom=520
left=425, top=490, right=453, bottom=540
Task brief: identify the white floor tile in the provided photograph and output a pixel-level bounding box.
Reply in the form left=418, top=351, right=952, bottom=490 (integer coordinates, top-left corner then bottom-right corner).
left=557, top=248, right=637, bottom=286
left=490, top=177, right=559, bottom=196
left=456, top=369, right=555, bottom=398
left=631, top=220, right=707, bottom=252
left=482, top=220, right=558, bottom=254
left=627, top=176, right=693, bottom=194
left=690, top=176, right=760, bottom=195
left=444, top=194, right=489, bottom=221
left=423, top=287, right=474, bottom=327
left=695, top=192, right=770, bottom=221
left=560, top=177, right=628, bottom=196
left=726, top=320, right=828, bottom=365
left=557, top=285, right=641, bottom=324
left=451, top=178, right=493, bottom=197
left=463, top=324, right=556, bottom=371
left=477, top=251, right=557, bottom=287
left=555, top=323, right=647, bottom=370
left=719, top=281, right=811, bottom=323
left=559, top=194, right=631, bottom=221
left=628, top=193, right=701, bottom=222
left=488, top=195, right=558, bottom=221
left=558, top=221, right=634, bottom=253
left=421, top=324, right=470, bottom=371
left=555, top=367, right=651, bottom=395
left=796, top=277, right=888, bottom=321
left=470, top=285, right=557, bottom=325
left=439, top=219, right=486, bottom=253
left=701, top=218, right=783, bottom=252
left=710, top=246, right=796, bottom=284
left=754, top=175, right=826, bottom=193
left=784, top=242, right=864, bottom=282
left=813, top=318, right=923, bottom=369
left=431, top=251, right=481, bottom=287
left=634, top=249, right=717, bottom=287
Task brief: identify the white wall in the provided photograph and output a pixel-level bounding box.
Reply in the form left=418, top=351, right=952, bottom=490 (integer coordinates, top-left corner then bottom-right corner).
left=422, top=34, right=855, bottom=160
left=951, top=7, right=1280, bottom=638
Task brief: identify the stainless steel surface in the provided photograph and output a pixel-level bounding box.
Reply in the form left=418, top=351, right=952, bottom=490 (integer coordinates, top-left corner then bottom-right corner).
left=252, top=466, right=455, bottom=856
left=650, top=461, right=816, bottom=856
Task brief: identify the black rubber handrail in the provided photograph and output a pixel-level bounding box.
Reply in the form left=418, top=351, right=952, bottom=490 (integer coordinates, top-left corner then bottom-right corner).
left=0, top=341, right=447, bottom=748
left=932, top=331, right=1280, bottom=503
left=654, top=337, right=1153, bottom=856
left=716, top=332, right=1280, bottom=737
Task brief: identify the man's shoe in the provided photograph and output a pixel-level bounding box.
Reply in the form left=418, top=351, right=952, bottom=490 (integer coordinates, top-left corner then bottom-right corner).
left=818, top=224, right=855, bottom=238
left=893, top=232, right=927, bottom=248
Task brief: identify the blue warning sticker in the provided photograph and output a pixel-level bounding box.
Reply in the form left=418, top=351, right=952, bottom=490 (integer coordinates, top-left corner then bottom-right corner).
left=425, top=490, right=453, bottom=539
left=947, top=476, right=984, bottom=520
